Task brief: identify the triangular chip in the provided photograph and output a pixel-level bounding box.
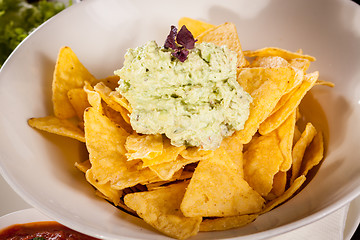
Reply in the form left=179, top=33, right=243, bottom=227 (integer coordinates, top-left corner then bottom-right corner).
left=259, top=71, right=319, bottom=135
left=262, top=175, right=306, bottom=214
left=67, top=88, right=90, bottom=121
left=301, top=131, right=324, bottom=176
left=125, top=133, right=163, bottom=161
left=243, top=134, right=284, bottom=196
left=197, top=22, right=247, bottom=67
left=28, top=116, right=85, bottom=142
left=124, top=181, right=202, bottom=240
left=291, top=122, right=317, bottom=184
left=84, top=107, right=158, bottom=189
left=244, top=47, right=316, bottom=62
left=181, top=145, right=264, bottom=217
left=178, top=17, right=215, bottom=38
left=52, top=46, right=97, bottom=119
left=234, top=67, right=299, bottom=144
left=199, top=214, right=258, bottom=232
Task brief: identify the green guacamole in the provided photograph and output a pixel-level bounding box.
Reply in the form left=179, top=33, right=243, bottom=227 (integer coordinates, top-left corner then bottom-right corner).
left=115, top=40, right=252, bottom=150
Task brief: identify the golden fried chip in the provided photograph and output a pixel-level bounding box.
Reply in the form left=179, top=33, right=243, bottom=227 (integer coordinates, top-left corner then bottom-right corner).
left=149, top=156, right=198, bottom=181
left=273, top=110, right=297, bottom=172
left=102, top=103, right=133, bottom=133
left=94, top=82, right=131, bottom=124
left=84, top=107, right=158, bottom=189
left=199, top=214, right=258, bottom=232
left=181, top=145, right=264, bottom=217
left=74, top=159, right=91, bottom=173
left=262, top=175, right=306, bottom=214
left=289, top=58, right=311, bottom=72
left=178, top=17, right=215, bottom=38
left=222, top=133, right=244, bottom=176
left=28, top=116, right=85, bottom=142
left=109, top=90, right=132, bottom=113
left=83, top=81, right=102, bottom=112
left=244, top=47, right=316, bottom=62
left=243, top=134, right=284, bottom=196
left=67, top=88, right=90, bottom=120
left=124, top=181, right=202, bottom=240
left=97, top=75, right=120, bottom=90
left=197, top=22, right=247, bottom=67
left=259, top=71, right=319, bottom=135
left=141, top=138, right=185, bottom=168
left=179, top=147, right=213, bottom=161
left=52, top=46, right=96, bottom=119
left=301, top=131, right=324, bottom=176
left=86, top=169, right=122, bottom=206
left=265, top=171, right=287, bottom=201
left=235, top=67, right=298, bottom=144
left=125, top=133, right=163, bottom=161
left=291, top=122, right=317, bottom=184
left=250, top=56, right=289, bottom=68
left=315, top=80, right=335, bottom=87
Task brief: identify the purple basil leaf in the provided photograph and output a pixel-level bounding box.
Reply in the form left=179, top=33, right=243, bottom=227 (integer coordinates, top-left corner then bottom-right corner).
left=176, top=25, right=197, bottom=49
left=172, top=49, right=189, bottom=62
left=164, top=25, right=178, bottom=50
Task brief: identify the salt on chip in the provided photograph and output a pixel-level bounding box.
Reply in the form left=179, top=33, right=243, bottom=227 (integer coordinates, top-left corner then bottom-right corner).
left=178, top=17, right=215, bottom=38
left=243, top=134, right=284, bottom=196
left=125, top=133, right=163, bottom=161
left=291, top=122, right=317, bottom=184
left=67, top=88, right=90, bottom=120
left=199, top=214, right=258, bottom=232
left=181, top=145, right=264, bottom=217
left=197, top=22, right=247, bottom=67
left=124, top=181, right=202, bottom=240
left=52, top=46, right=97, bottom=119
left=300, top=131, right=324, bottom=176
left=261, top=175, right=306, bottom=214
left=84, top=107, right=158, bottom=189
left=28, top=116, right=85, bottom=142
left=259, top=71, right=319, bottom=135
left=235, top=67, right=298, bottom=144
left=244, top=47, right=316, bottom=62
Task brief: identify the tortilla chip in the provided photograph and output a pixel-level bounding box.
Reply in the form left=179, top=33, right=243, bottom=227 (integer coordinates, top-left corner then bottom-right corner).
left=250, top=56, right=289, bottom=68
left=289, top=58, right=311, bottom=72
left=197, top=22, right=247, bottom=67
left=199, top=214, right=258, bottom=232
left=94, top=82, right=131, bottom=124
left=301, top=131, right=324, bottom=176
left=291, top=122, right=317, bottom=184
left=244, top=47, right=316, bottom=62
left=181, top=145, right=264, bottom=217
left=84, top=107, right=158, bottom=189
left=52, top=46, right=96, bottom=119
left=109, top=90, right=132, bottom=113
left=178, top=17, right=215, bottom=38
left=124, top=181, right=202, bottom=240
left=179, top=147, right=213, bottom=161
left=141, top=138, right=185, bottom=168
left=259, top=71, right=319, bottom=135
left=235, top=67, right=297, bottom=144
left=272, top=110, right=297, bottom=172
left=98, top=75, right=120, bottom=90
left=243, top=134, right=284, bottom=196
left=86, top=169, right=122, bottom=206
left=67, top=88, right=90, bottom=120
left=149, top=155, right=198, bottom=181
left=125, top=133, right=163, bottom=161
left=265, top=171, right=287, bottom=201
left=28, top=116, right=85, bottom=142
left=74, top=159, right=91, bottom=173
left=262, top=175, right=306, bottom=214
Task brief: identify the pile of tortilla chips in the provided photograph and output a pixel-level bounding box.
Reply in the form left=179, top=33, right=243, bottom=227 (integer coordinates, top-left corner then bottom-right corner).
left=28, top=17, right=333, bottom=240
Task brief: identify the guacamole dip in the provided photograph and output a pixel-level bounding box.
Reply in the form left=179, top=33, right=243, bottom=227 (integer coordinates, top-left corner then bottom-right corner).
left=115, top=40, right=252, bottom=150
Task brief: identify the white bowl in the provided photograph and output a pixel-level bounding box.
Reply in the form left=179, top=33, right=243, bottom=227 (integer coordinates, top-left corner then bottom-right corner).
left=0, top=0, right=360, bottom=239
left=0, top=209, right=52, bottom=229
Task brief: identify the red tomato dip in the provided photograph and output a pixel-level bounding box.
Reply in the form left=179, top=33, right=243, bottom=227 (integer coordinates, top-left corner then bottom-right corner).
left=0, top=221, right=100, bottom=240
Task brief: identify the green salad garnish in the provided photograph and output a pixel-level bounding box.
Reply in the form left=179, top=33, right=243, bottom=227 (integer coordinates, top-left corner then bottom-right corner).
left=0, top=0, right=71, bottom=67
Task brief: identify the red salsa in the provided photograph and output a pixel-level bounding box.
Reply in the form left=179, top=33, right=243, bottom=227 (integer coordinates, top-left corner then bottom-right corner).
left=0, top=221, right=100, bottom=240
